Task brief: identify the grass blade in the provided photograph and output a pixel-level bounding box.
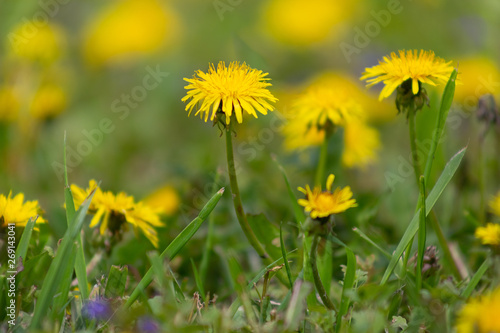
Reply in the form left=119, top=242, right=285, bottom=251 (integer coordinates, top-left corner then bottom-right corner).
left=191, top=259, right=206, bottom=303
left=280, top=222, right=293, bottom=289
left=63, top=132, right=89, bottom=300
left=124, top=188, right=224, bottom=308
left=352, top=227, right=391, bottom=260
left=424, top=69, right=458, bottom=184
left=336, top=246, right=356, bottom=333
left=380, top=147, right=467, bottom=285
left=416, top=176, right=427, bottom=290
left=461, top=258, right=491, bottom=298
left=30, top=187, right=97, bottom=329
left=15, top=216, right=37, bottom=262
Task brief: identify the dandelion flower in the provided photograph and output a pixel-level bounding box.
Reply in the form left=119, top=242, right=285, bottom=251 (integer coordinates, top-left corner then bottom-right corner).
left=0, top=192, right=45, bottom=227
left=342, top=120, right=380, bottom=169
left=71, top=180, right=163, bottom=247
left=475, top=223, right=500, bottom=246
left=361, top=50, right=455, bottom=101
left=454, top=57, right=500, bottom=105
left=30, top=84, right=67, bottom=120
left=0, top=86, right=20, bottom=122
left=298, top=174, right=357, bottom=219
left=144, top=185, right=179, bottom=216
left=456, top=287, right=500, bottom=333
left=182, top=61, right=278, bottom=125
left=488, top=191, right=500, bottom=217
left=283, top=119, right=325, bottom=151
left=83, top=0, right=180, bottom=67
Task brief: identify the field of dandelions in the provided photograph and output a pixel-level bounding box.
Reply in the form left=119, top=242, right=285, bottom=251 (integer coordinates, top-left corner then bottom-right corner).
left=1, top=1, right=500, bottom=332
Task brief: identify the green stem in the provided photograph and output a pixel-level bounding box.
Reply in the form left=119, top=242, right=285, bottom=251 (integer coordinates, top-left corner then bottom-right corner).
left=315, top=134, right=329, bottom=187
left=310, top=234, right=336, bottom=311
left=225, top=127, right=269, bottom=260
left=408, top=108, right=422, bottom=186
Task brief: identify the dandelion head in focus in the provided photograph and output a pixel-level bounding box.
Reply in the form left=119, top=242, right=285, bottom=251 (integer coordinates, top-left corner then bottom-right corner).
left=182, top=61, right=278, bottom=125
left=455, top=287, right=500, bottom=333
left=0, top=192, right=46, bottom=227
left=298, top=174, right=357, bottom=219
left=474, top=223, right=500, bottom=246
left=83, top=0, right=180, bottom=67
left=30, top=84, right=67, bottom=120
left=361, top=50, right=455, bottom=112
left=71, top=180, right=163, bottom=247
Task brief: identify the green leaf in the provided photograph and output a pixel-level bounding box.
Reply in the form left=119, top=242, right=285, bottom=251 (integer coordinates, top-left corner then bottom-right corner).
left=247, top=213, right=282, bottom=260
left=423, top=69, right=458, bottom=184
left=51, top=244, right=77, bottom=322
left=284, top=279, right=313, bottom=330
left=30, top=187, right=97, bottom=329
left=461, top=258, right=491, bottom=298
left=336, top=247, right=356, bottom=332
left=124, top=187, right=224, bottom=308
left=280, top=222, right=293, bottom=289
left=352, top=227, right=391, bottom=260
left=380, top=147, right=467, bottom=285
left=416, top=176, right=427, bottom=290
left=15, top=216, right=37, bottom=262
left=104, top=266, right=128, bottom=298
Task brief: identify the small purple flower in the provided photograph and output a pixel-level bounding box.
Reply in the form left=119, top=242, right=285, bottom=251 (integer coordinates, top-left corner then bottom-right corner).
left=136, top=316, right=160, bottom=333
left=82, top=300, right=111, bottom=321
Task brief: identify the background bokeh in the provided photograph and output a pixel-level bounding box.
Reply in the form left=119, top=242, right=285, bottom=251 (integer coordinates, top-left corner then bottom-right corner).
left=1, top=0, right=500, bottom=292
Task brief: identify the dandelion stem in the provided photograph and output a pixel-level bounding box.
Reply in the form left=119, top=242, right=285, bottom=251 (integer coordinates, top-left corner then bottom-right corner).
left=310, top=234, right=336, bottom=311
left=315, top=135, right=329, bottom=187
left=225, top=127, right=269, bottom=260
left=408, top=107, right=422, bottom=186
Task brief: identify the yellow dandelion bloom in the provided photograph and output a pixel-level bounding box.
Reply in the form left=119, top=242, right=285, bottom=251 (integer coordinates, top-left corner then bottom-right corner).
left=298, top=174, right=357, bottom=219
left=361, top=50, right=455, bottom=101
left=489, top=192, right=500, bottom=217
left=0, top=192, right=45, bottom=227
left=283, top=119, right=325, bottom=151
left=454, top=57, right=500, bottom=105
left=456, top=287, right=500, bottom=333
left=71, top=180, right=163, bottom=248
left=8, top=22, right=65, bottom=64
left=290, top=80, right=363, bottom=131
left=143, top=185, right=179, bottom=216
left=0, top=86, right=20, bottom=122
left=83, top=0, right=180, bottom=67
left=474, top=223, right=500, bottom=246
left=342, top=120, right=380, bottom=169
left=30, top=84, right=67, bottom=120
left=182, top=61, right=278, bottom=125
left=262, top=0, right=357, bottom=47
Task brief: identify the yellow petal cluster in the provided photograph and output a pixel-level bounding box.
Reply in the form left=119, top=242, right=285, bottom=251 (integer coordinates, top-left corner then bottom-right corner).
left=298, top=174, right=357, bottom=219
left=71, top=180, right=163, bottom=247
left=0, top=192, right=46, bottom=227
left=361, top=50, right=455, bottom=100
left=474, top=223, right=500, bottom=246
left=456, top=287, right=500, bottom=333
left=182, top=61, right=278, bottom=125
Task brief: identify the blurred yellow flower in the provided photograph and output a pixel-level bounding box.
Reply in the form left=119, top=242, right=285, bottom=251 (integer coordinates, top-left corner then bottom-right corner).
left=83, top=0, right=180, bottom=67
left=283, top=119, right=325, bottom=151
left=182, top=61, right=278, bottom=125
left=474, top=223, right=500, bottom=246
left=0, top=192, right=46, bottom=227
left=262, top=0, right=356, bottom=46
left=0, top=86, right=20, bottom=122
left=30, top=84, right=67, bottom=120
left=71, top=180, right=163, bottom=247
left=298, top=174, right=357, bottom=219
left=456, top=287, right=500, bottom=333
left=361, top=50, right=455, bottom=101
left=454, top=57, right=500, bottom=105
left=489, top=191, right=500, bottom=217
left=342, top=120, right=380, bottom=169
left=8, top=22, right=64, bottom=64
left=144, top=185, right=179, bottom=216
